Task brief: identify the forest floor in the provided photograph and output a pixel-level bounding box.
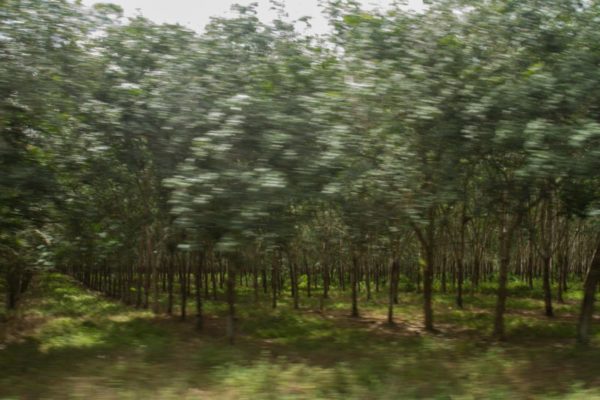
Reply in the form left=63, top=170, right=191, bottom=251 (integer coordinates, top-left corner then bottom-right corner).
left=1, top=273, right=599, bottom=399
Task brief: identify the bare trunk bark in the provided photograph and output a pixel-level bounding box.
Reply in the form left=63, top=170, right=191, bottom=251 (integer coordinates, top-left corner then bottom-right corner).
left=423, top=245, right=434, bottom=331
left=493, top=210, right=522, bottom=340
left=542, top=256, right=554, bottom=317
left=226, top=260, right=236, bottom=345
left=167, top=251, right=174, bottom=315
left=388, top=259, right=400, bottom=325
left=577, top=238, right=600, bottom=345
left=351, top=253, right=359, bottom=318
left=195, top=252, right=203, bottom=330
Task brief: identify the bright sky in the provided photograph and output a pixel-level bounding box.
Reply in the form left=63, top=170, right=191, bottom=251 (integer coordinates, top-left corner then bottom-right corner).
left=81, top=0, right=425, bottom=34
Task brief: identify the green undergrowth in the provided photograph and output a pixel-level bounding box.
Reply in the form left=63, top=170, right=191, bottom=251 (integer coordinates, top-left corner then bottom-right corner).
left=0, top=272, right=599, bottom=399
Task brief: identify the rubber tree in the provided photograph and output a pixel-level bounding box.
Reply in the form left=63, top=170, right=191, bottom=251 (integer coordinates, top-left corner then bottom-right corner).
left=166, top=4, right=339, bottom=342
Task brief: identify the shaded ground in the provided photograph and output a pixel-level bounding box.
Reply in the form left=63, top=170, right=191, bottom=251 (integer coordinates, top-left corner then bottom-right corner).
left=1, top=273, right=599, bottom=399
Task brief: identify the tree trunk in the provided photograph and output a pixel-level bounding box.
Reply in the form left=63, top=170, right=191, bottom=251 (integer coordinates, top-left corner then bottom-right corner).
left=253, top=260, right=259, bottom=303
left=577, top=238, right=600, bottom=345
left=493, top=211, right=521, bottom=340
left=195, top=252, right=203, bottom=330
left=441, top=256, right=447, bottom=294
left=323, top=252, right=330, bottom=299
left=493, top=233, right=510, bottom=339
left=5, top=265, right=22, bottom=311
left=542, top=256, right=554, bottom=317
left=351, top=253, right=359, bottom=317
left=375, top=263, right=380, bottom=293
left=388, top=259, right=399, bottom=325
left=456, top=259, right=464, bottom=309
left=136, top=258, right=143, bottom=308
left=149, top=235, right=159, bottom=314
left=456, top=207, right=467, bottom=309
left=527, top=240, right=534, bottom=290
left=226, top=261, right=236, bottom=345
left=539, top=193, right=555, bottom=317
left=262, top=265, right=268, bottom=295
left=167, top=252, right=174, bottom=315
left=423, top=245, right=434, bottom=331
left=271, top=254, right=278, bottom=309
left=179, top=254, right=187, bottom=321
left=211, top=256, right=218, bottom=300
left=366, top=261, right=372, bottom=301
left=290, top=256, right=299, bottom=310
left=304, top=253, right=311, bottom=298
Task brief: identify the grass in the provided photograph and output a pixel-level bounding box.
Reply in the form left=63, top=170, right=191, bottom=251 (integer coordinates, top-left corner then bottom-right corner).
left=0, top=273, right=599, bottom=399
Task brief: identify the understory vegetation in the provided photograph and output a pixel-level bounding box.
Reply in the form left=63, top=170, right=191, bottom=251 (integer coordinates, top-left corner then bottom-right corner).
left=1, top=273, right=599, bottom=399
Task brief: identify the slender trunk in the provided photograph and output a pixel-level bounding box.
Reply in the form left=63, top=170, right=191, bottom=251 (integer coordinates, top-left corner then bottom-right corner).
left=493, top=231, right=510, bottom=339
left=493, top=211, right=521, bottom=340
left=195, top=252, right=203, bottom=330
left=388, top=259, right=399, bottom=325
left=323, top=252, right=330, bottom=299
left=577, top=238, right=600, bottom=345
left=472, top=251, right=480, bottom=293
left=456, top=206, right=467, bottom=309
left=180, top=254, right=187, bottom=321
left=292, top=259, right=299, bottom=310
left=558, top=220, right=570, bottom=302
left=423, top=245, right=434, bottom=331
left=219, top=260, right=224, bottom=290
left=5, top=265, right=22, bottom=311
left=226, top=261, right=236, bottom=345
left=144, top=264, right=150, bottom=309
left=351, top=253, right=359, bottom=317
left=542, top=256, right=554, bottom=317
left=304, top=253, right=311, bottom=298
left=456, top=259, right=464, bottom=309
left=539, top=193, right=555, bottom=316
left=287, top=252, right=299, bottom=310
left=441, top=256, right=447, bottom=294
left=136, top=258, right=143, bottom=308
left=366, top=262, right=372, bottom=301
left=262, top=265, right=268, bottom=295
left=187, top=262, right=192, bottom=298
left=527, top=240, right=534, bottom=290
left=167, top=252, right=174, bottom=315
left=339, top=256, right=345, bottom=291
left=557, top=258, right=565, bottom=304
left=204, top=257, right=210, bottom=298
left=149, top=235, right=159, bottom=314
left=271, top=254, right=277, bottom=309
left=253, top=260, right=259, bottom=303
left=211, top=256, right=218, bottom=300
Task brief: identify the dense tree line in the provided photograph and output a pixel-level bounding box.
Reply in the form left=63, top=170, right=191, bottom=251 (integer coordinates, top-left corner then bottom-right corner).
left=1, top=0, right=599, bottom=344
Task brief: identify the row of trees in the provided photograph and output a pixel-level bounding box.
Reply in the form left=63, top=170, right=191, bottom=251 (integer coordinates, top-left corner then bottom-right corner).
left=1, top=0, right=599, bottom=343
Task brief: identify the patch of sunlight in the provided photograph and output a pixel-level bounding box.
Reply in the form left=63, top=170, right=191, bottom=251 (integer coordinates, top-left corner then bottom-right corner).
left=41, top=329, right=105, bottom=352
left=37, top=317, right=106, bottom=353
left=554, top=384, right=600, bottom=400
left=37, top=316, right=78, bottom=332
left=107, top=310, right=152, bottom=323
left=64, top=293, right=96, bottom=301
left=107, top=314, right=134, bottom=323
